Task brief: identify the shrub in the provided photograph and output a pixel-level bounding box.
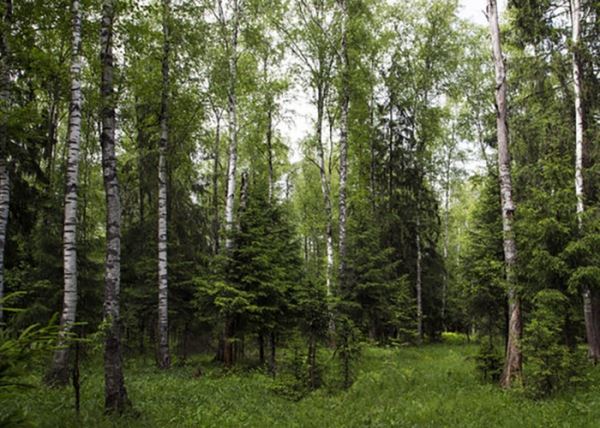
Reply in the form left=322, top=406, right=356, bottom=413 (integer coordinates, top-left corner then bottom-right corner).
left=474, top=340, right=503, bottom=382
left=523, top=290, right=586, bottom=397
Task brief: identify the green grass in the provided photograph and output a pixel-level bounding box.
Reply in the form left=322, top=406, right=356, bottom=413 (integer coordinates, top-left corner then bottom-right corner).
left=3, top=343, right=600, bottom=427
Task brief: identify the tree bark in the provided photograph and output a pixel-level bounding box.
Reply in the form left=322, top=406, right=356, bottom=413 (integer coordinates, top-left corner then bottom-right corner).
left=487, top=0, right=522, bottom=388
left=442, top=142, right=453, bottom=332
left=157, top=0, right=171, bottom=370
left=212, top=110, right=221, bottom=255
left=223, top=0, right=239, bottom=252
left=315, top=85, right=334, bottom=299
left=268, top=331, right=276, bottom=376
left=48, top=0, right=83, bottom=385
left=0, top=0, right=12, bottom=323
left=100, top=0, right=130, bottom=412
left=258, top=333, right=265, bottom=365
left=337, top=0, right=349, bottom=293
left=263, top=56, right=275, bottom=201
left=571, top=0, right=600, bottom=362
left=416, top=210, right=423, bottom=344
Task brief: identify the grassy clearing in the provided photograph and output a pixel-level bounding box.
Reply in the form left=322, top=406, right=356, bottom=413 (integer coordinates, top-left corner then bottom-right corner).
left=3, top=343, right=600, bottom=427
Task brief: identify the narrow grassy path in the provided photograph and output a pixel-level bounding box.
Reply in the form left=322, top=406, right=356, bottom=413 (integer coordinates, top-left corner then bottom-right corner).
left=4, top=344, right=599, bottom=427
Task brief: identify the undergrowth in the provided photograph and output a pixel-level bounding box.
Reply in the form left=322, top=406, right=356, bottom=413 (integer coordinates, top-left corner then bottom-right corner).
left=2, top=343, right=600, bottom=427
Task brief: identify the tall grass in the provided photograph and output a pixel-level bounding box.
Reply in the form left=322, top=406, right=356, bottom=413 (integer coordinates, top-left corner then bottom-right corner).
left=2, top=343, right=599, bottom=427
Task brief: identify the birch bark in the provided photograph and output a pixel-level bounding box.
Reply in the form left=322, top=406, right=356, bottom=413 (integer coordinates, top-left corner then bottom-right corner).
left=100, top=0, right=130, bottom=412
left=157, top=0, right=171, bottom=370
left=0, top=0, right=11, bottom=323
left=223, top=0, right=239, bottom=252
left=337, top=0, right=349, bottom=292
left=487, top=0, right=522, bottom=388
left=571, top=0, right=600, bottom=362
left=48, top=0, right=83, bottom=385
left=212, top=109, right=221, bottom=255
left=315, top=85, right=334, bottom=298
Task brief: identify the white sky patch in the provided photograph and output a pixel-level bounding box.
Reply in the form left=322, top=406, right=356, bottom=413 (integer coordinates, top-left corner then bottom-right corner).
left=459, top=0, right=507, bottom=26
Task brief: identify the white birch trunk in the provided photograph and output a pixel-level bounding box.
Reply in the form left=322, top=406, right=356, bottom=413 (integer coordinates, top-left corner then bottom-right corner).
left=0, top=0, right=12, bottom=323
left=571, top=0, right=600, bottom=362
left=442, top=143, right=453, bottom=331
left=337, top=0, right=349, bottom=292
left=224, top=0, right=239, bottom=252
left=48, top=0, right=83, bottom=385
left=263, top=57, right=275, bottom=201
left=212, top=111, right=221, bottom=255
left=572, top=0, right=584, bottom=229
left=315, top=87, right=334, bottom=298
left=157, top=0, right=171, bottom=370
left=100, top=0, right=129, bottom=412
left=487, top=0, right=522, bottom=388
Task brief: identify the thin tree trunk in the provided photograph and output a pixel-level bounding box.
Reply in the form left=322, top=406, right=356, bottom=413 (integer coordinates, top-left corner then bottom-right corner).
left=416, top=210, right=423, bottom=344
left=307, top=334, right=317, bottom=388
left=157, top=0, right=171, bottom=370
left=212, top=111, right=221, bottom=255
left=268, top=331, right=276, bottom=376
left=0, top=0, right=12, bottom=323
left=45, top=96, right=59, bottom=185
left=369, top=105, right=375, bottom=211
left=258, top=333, right=265, bottom=365
left=100, top=0, right=130, bottom=412
left=239, top=169, right=249, bottom=214
left=571, top=0, right=600, bottom=362
left=48, top=0, right=83, bottom=385
left=136, top=107, right=145, bottom=224
left=315, top=85, right=334, bottom=299
left=442, top=143, right=453, bottom=332
left=337, top=0, right=349, bottom=293
left=487, top=0, right=522, bottom=388
left=263, top=56, right=274, bottom=201
left=222, top=318, right=234, bottom=367
left=223, top=0, right=239, bottom=252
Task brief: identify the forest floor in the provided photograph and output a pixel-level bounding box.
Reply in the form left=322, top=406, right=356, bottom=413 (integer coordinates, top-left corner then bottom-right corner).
left=5, top=341, right=600, bottom=427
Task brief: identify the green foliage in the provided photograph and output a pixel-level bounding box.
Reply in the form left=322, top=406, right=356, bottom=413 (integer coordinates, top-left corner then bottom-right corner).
left=474, top=341, right=503, bottom=383
left=332, top=315, right=362, bottom=389
left=523, top=290, right=587, bottom=398
left=459, top=174, right=505, bottom=340
left=346, top=201, right=415, bottom=343
left=2, top=0, right=600, bottom=419
left=0, top=297, right=59, bottom=426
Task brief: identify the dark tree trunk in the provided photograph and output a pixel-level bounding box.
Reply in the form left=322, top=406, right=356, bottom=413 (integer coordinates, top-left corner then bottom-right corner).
left=307, top=334, right=318, bottom=389
left=268, top=332, right=276, bottom=376
left=258, top=333, right=265, bottom=365
left=100, top=0, right=130, bottom=413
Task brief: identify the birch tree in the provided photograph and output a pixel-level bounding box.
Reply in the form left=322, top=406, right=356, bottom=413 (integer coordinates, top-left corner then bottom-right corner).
left=223, top=0, right=240, bottom=252
left=0, top=0, right=11, bottom=323
left=100, top=0, right=130, bottom=412
left=283, top=0, right=335, bottom=298
left=337, top=0, right=349, bottom=292
left=571, top=0, right=600, bottom=362
left=487, top=0, right=522, bottom=388
left=157, top=0, right=171, bottom=370
left=48, top=0, right=83, bottom=385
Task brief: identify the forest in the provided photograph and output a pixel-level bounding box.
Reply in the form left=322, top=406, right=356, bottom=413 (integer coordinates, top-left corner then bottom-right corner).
left=1, top=0, right=600, bottom=426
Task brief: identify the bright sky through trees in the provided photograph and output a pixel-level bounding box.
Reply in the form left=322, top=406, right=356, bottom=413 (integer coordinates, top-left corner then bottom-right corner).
left=282, top=0, right=507, bottom=166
